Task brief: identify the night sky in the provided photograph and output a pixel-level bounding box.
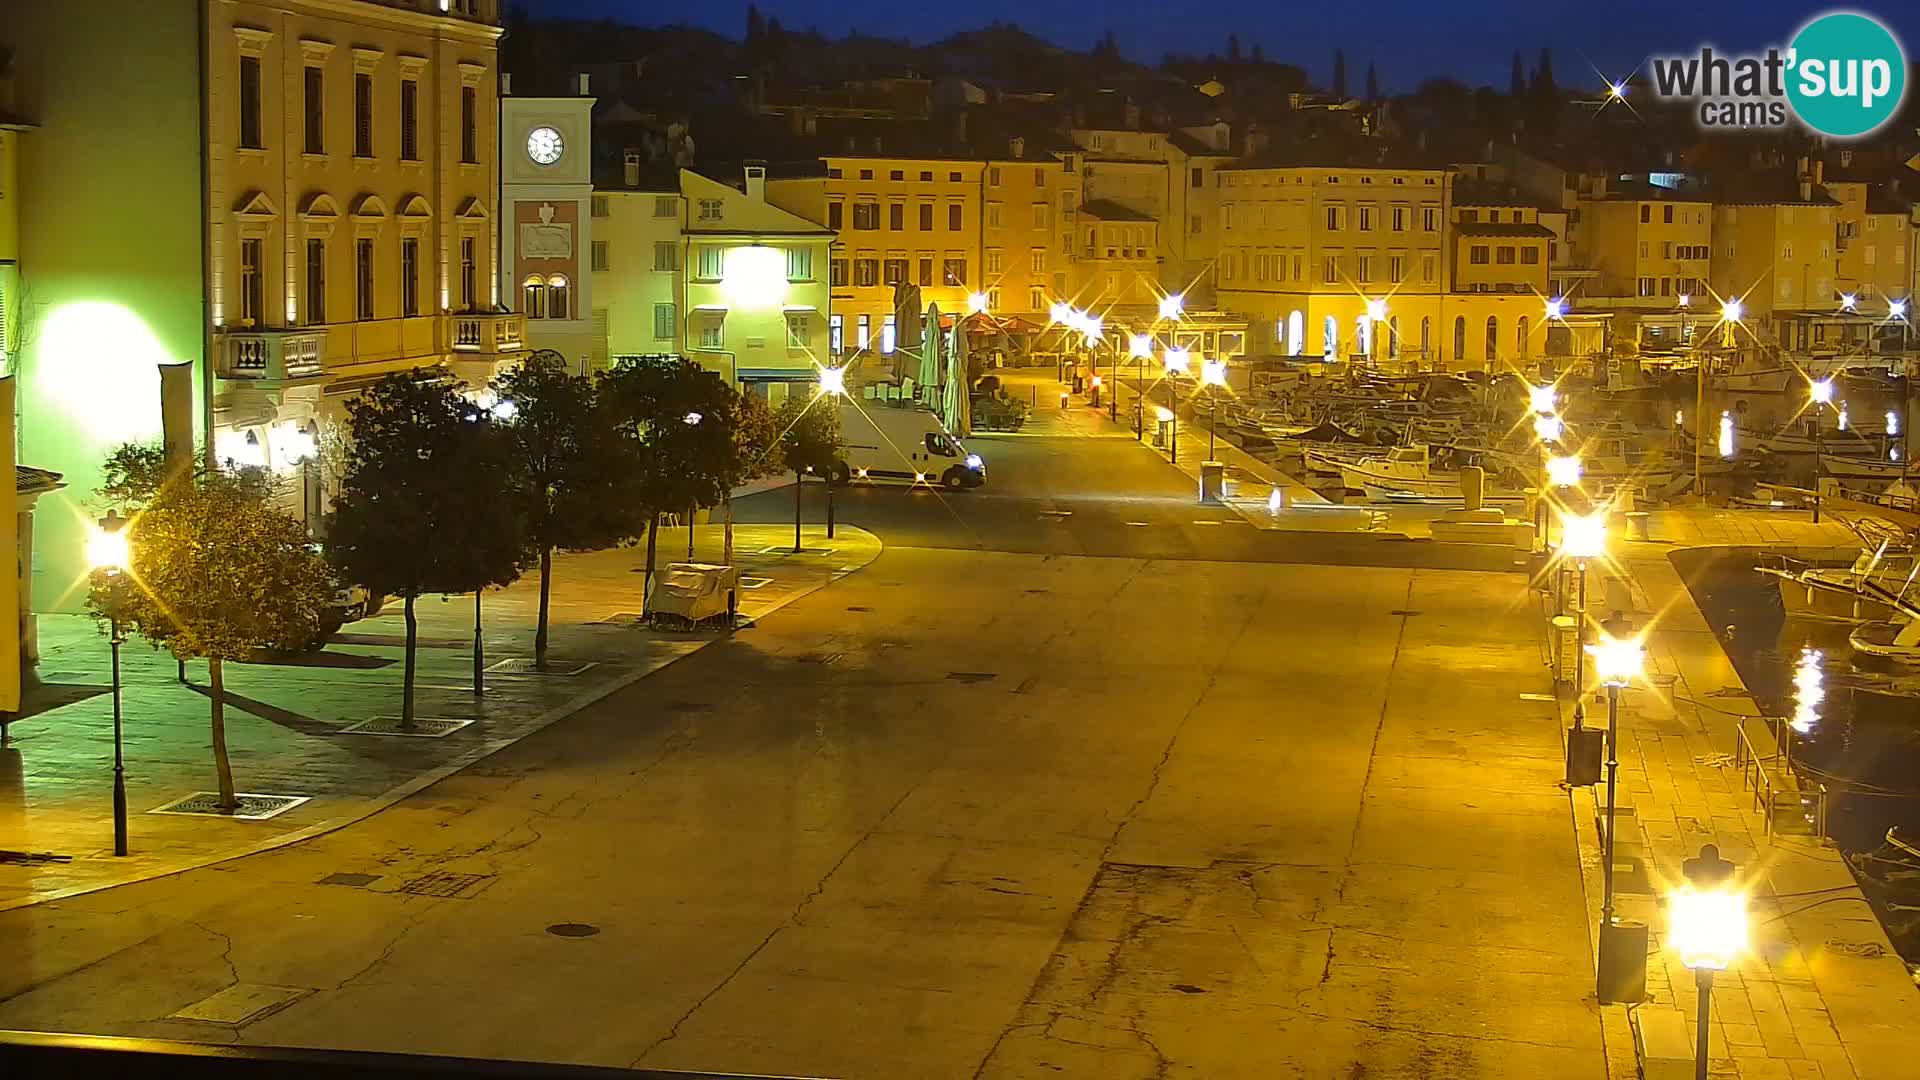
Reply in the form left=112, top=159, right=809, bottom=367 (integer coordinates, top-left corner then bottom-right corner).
left=517, top=0, right=1920, bottom=93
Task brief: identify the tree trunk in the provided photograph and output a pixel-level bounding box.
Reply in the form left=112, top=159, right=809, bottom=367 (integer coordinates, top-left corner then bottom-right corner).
left=643, top=512, right=659, bottom=612
left=535, top=543, right=553, bottom=671
left=723, top=488, right=737, bottom=625
left=401, top=590, right=418, bottom=729
left=794, top=470, right=803, bottom=551
left=209, top=657, right=236, bottom=809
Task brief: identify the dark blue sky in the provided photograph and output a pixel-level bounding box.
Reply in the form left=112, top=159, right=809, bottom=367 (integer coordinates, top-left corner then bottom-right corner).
left=518, top=1, right=1919, bottom=93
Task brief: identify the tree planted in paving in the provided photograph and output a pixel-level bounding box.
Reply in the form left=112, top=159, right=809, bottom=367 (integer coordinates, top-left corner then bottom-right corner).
left=328, top=373, right=525, bottom=725
left=492, top=351, right=634, bottom=669
left=91, top=445, right=334, bottom=808
left=772, top=393, right=843, bottom=552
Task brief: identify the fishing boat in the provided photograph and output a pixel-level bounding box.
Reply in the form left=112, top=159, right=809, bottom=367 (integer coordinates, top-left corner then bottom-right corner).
left=1757, top=545, right=1920, bottom=623
left=1849, top=617, right=1920, bottom=664
left=1338, top=444, right=1525, bottom=503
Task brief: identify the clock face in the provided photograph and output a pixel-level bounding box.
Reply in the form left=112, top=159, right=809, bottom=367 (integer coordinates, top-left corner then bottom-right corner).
left=527, top=126, right=564, bottom=165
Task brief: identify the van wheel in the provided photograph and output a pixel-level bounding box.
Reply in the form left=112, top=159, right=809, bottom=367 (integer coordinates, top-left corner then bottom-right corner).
left=941, top=467, right=968, bottom=490
left=829, top=462, right=852, bottom=486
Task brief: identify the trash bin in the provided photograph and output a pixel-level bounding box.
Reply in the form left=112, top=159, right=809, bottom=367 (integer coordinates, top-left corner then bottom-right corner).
left=1199, top=460, right=1226, bottom=504
left=1626, top=511, right=1651, bottom=541
left=1597, top=920, right=1648, bottom=1003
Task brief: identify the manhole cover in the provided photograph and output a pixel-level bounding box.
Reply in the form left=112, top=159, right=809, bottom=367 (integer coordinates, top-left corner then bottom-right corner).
left=485, top=658, right=595, bottom=676
left=546, top=922, right=600, bottom=938
left=738, top=576, right=773, bottom=589
left=317, top=872, right=381, bottom=888
left=947, top=672, right=996, bottom=684
left=399, top=871, right=494, bottom=899
left=171, top=984, right=310, bottom=1025
left=151, top=792, right=310, bottom=820
left=340, top=716, right=473, bottom=738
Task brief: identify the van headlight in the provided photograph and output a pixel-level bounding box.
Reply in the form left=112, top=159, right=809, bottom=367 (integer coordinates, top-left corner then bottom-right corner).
left=965, top=454, right=984, bottom=469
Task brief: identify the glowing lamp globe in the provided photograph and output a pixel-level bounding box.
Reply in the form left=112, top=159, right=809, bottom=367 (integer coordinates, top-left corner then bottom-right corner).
left=1670, top=885, right=1746, bottom=971
left=1365, top=298, right=1388, bottom=322
left=1158, top=293, right=1184, bottom=320
left=88, top=514, right=130, bottom=572
left=1129, top=334, right=1153, bottom=358
left=817, top=366, right=847, bottom=397
left=1163, top=348, right=1191, bottom=375
left=1200, top=359, right=1228, bottom=387
left=1557, top=512, right=1607, bottom=561
left=1586, top=635, right=1644, bottom=687
left=1810, top=378, right=1835, bottom=405
left=1545, top=297, right=1567, bottom=319
left=967, top=292, right=989, bottom=315
left=1721, top=298, right=1744, bottom=323
left=1546, top=454, right=1582, bottom=488
left=1528, top=384, right=1557, bottom=415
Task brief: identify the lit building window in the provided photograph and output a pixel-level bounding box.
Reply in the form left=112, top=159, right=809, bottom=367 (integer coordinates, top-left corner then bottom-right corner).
left=881, top=315, right=896, bottom=354
left=546, top=275, right=570, bottom=320
left=522, top=276, right=546, bottom=319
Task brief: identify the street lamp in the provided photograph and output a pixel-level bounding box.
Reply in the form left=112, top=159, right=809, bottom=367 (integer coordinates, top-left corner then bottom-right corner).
left=1528, top=383, right=1558, bottom=416
left=1533, top=413, right=1564, bottom=445
left=1841, top=293, right=1858, bottom=312
left=1671, top=845, right=1744, bottom=1080
left=817, top=367, right=847, bottom=541
left=967, top=291, right=989, bottom=315
left=1719, top=411, right=1736, bottom=459
left=1201, top=358, right=1228, bottom=460
left=1720, top=298, right=1743, bottom=323
left=1546, top=454, right=1582, bottom=489
left=1586, top=632, right=1644, bottom=1000
left=1558, top=512, right=1607, bottom=726
left=1158, top=293, right=1184, bottom=320
left=88, top=510, right=132, bottom=857
left=1810, top=378, right=1834, bottom=523
left=1546, top=297, right=1567, bottom=320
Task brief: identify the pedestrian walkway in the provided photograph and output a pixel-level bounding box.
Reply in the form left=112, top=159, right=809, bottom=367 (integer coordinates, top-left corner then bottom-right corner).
left=976, top=367, right=1139, bottom=439
left=0, top=523, right=881, bottom=911
left=1548, top=507, right=1920, bottom=1079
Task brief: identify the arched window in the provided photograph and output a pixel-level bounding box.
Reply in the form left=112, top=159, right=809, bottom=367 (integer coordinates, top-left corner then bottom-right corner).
left=1323, top=314, right=1338, bottom=359
left=1485, top=316, right=1499, bottom=361
left=1288, top=311, right=1304, bottom=356
left=1355, top=315, right=1370, bottom=357
left=1517, top=315, right=1530, bottom=357
left=1453, top=316, right=1466, bottom=360
left=1388, top=316, right=1400, bottom=359
left=1420, top=317, right=1432, bottom=361
left=546, top=275, right=570, bottom=320
left=522, top=276, right=546, bottom=319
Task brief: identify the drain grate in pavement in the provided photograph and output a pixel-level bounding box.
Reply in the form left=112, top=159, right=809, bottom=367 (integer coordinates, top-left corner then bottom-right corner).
left=664, top=701, right=713, bottom=713
left=1518, top=692, right=1556, bottom=703
left=846, top=605, right=871, bottom=612
left=0, top=850, right=73, bottom=865
left=151, top=792, right=310, bottom=820
left=796, top=652, right=843, bottom=665
left=738, top=576, right=773, bottom=589
left=340, top=716, right=474, bottom=738
left=399, top=871, right=494, bottom=899
left=1389, top=609, right=1422, bottom=616
left=317, top=872, right=381, bottom=888
left=756, top=545, right=836, bottom=557
left=171, top=984, right=310, bottom=1026
left=947, top=671, right=997, bottom=684
left=546, top=922, right=600, bottom=938
left=486, top=658, right=595, bottom=676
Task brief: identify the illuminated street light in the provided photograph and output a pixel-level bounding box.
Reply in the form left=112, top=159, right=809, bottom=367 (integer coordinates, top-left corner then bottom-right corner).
left=1558, top=512, right=1607, bottom=561
left=1163, top=347, right=1191, bottom=376
left=1810, top=378, right=1834, bottom=405
left=1587, top=635, right=1644, bottom=688
left=817, top=366, right=846, bottom=397
left=1811, top=379, right=1834, bottom=523
left=1156, top=406, right=1173, bottom=422
left=1586, top=628, right=1643, bottom=987
left=1534, top=413, right=1564, bottom=444
left=1893, top=299, right=1910, bottom=320
left=1606, top=81, right=1626, bottom=99
left=88, top=511, right=130, bottom=572
left=1677, top=293, right=1692, bottom=308
left=1841, top=293, right=1858, bottom=312
left=1528, top=383, right=1558, bottom=415
left=1671, top=842, right=1745, bottom=1079
left=1082, top=314, right=1104, bottom=344
left=89, top=509, right=132, bottom=858
left=683, top=411, right=703, bottom=426
left=1129, top=333, right=1153, bottom=359
left=1365, top=297, right=1388, bottom=322
left=968, top=292, right=989, bottom=315
left=1546, top=454, right=1582, bottom=488
left=1721, top=298, right=1744, bottom=323
left=1049, top=301, right=1072, bottom=324
left=1545, top=297, right=1567, bottom=320
left=1158, top=293, right=1185, bottom=320
left=1719, top=411, right=1736, bottom=458
left=1200, top=359, right=1228, bottom=386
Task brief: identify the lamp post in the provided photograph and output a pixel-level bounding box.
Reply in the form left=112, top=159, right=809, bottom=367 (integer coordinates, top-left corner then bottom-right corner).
left=1559, top=512, right=1607, bottom=729
left=1201, top=358, right=1228, bottom=460
left=818, top=368, right=846, bottom=541
left=1810, top=378, right=1834, bottom=523
left=88, top=510, right=132, bottom=857
left=1586, top=633, right=1644, bottom=997
left=1164, top=348, right=1190, bottom=463
left=1671, top=844, right=1743, bottom=1080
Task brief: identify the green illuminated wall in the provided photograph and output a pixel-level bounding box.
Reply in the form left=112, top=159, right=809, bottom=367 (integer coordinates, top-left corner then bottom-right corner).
left=4, top=0, right=205, bottom=612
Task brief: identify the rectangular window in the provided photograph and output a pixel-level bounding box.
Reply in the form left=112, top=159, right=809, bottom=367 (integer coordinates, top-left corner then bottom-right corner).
left=943, top=258, right=966, bottom=286
left=1391, top=206, right=1405, bottom=231
left=829, top=313, right=843, bottom=353
left=400, top=79, right=418, bottom=160
left=917, top=257, right=933, bottom=286
left=919, top=203, right=933, bottom=230
left=1470, top=246, right=1490, bottom=265
left=786, top=247, right=813, bottom=281
left=460, top=237, right=476, bottom=309
left=1357, top=256, right=1372, bottom=282
left=987, top=166, right=1001, bottom=186
left=239, top=238, right=263, bottom=324
left=1420, top=253, right=1436, bottom=283
left=948, top=204, right=962, bottom=230
left=988, top=287, right=1001, bottom=311
left=1389, top=255, right=1404, bottom=283
left=653, top=303, right=676, bottom=340
left=1322, top=256, right=1338, bottom=283
left=590, top=195, right=609, bottom=218
left=654, top=241, right=676, bottom=272
left=986, top=203, right=1002, bottom=228
left=304, top=67, right=325, bottom=154
left=1190, top=215, right=1202, bottom=235
left=305, top=239, right=327, bottom=324
left=1496, top=246, right=1515, bottom=264
left=239, top=56, right=263, bottom=149
left=1358, top=206, right=1374, bottom=231
left=889, top=203, right=904, bottom=230
left=698, top=320, right=723, bottom=349
left=889, top=169, right=903, bottom=181
left=591, top=240, right=610, bottom=273
left=1640, top=205, right=1651, bottom=223
left=401, top=237, right=420, bottom=316
left=355, top=238, right=374, bottom=320
left=1191, top=166, right=1204, bottom=188
left=1325, top=206, right=1340, bottom=230
left=883, top=257, right=907, bottom=285
left=1520, top=247, right=1540, bottom=265
left=857, top=314, right=870, bottom=348
left=1422, top=207, right=1438, bottom=231
left=654, top=196, right=677, bottom=218
left=1664, top=205, right=1674, bottom=224
left=855, top=258, right=878, bottom=287
left=830, top=259, right=848, bottom=286
left=1460, top=209, right=1477, bottom=223
left=698, top=199, right=723, bottom=223
left=1030, top=287, right=1044, bottom=310
left=882, top=315, right=896, bottom=354
left=985, top=249, right=1002, bottom=275
left=461, top=86, right=477, bottom=163
left=828, top=202, right=844, bottom=230
left=354, top=74, right=373, bottom=158
left=696, top=246, right=725, bottom=280
left=852, top=203, right=878, bottom=230
left=786, top=313, right=810, bottom=348
left=1030, top=248, right=1046, bottom=272
left=1033, top=203, right=1050, bottom=228
left=1639, top=276, right=1655, bottom=296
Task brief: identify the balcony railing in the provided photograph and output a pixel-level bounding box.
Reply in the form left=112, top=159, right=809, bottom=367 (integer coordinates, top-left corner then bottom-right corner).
left=217, top=327, right=327, bottom=382
left=451, top=311, right=527, bottom=355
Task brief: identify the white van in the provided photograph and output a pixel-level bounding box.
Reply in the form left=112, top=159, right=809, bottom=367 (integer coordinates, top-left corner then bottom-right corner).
left=833, top=402, right=986, bottom=490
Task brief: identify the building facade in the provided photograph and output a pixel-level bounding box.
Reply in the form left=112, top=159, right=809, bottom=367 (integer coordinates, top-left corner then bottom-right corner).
left=501, top=86, right=594, bottom=368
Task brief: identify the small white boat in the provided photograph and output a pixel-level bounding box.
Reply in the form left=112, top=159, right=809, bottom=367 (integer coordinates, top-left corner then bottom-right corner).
left=1850, top=618, right=1920, bottom=663
left=1340, top=445, right=1524, bottom=503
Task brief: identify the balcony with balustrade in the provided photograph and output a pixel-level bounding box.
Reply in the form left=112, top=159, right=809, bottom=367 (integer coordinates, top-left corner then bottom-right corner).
left=450, top=311, right=527, bottom=357
left=215, top=327, right=328, bottom=386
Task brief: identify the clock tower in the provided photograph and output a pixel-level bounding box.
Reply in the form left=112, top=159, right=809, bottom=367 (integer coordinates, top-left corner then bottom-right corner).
left=500, top=76, right=596, bottom=369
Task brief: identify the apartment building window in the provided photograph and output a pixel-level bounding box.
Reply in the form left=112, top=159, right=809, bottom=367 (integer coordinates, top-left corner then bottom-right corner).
left=855, top=257, right=878, bottom=287
left=1421, top=253, right=1436, bottom=283
left=305, top=239, right=327, bottom=323
left=988, top=287, right=1001, bottom=311
left=1389, top=255, right=1404, bottom=283
left=1521, top=247, right=1539, bottom=265
left=460, top=238, right=476, bottom=310
left=988, top=166, right=1002, bottom=186
left=1030, top=248, right=1046, bottom=272
left=1782, top=244, right=1793, bottom=259
left=917, top=257, right=933, bottom=286
left=1223, top=205, right=1235, bottom=231
left=1391, top=206, right=1405, bottom=231
left=1470, top=246, right=1489, bottom=265
left=883, top=256, right=907, bottom=285
left=1033, top=167, right=1045, bottom=186
left=1357, top=255, right=1372, bottom=282
left=852, top=203, right=879, bottom=230
left=985, top=249, right=1003, bottom=275
left=986, top=202, right=1002, bottom=228
left=889, top=203, right=904, bottom=230
left=828, top=202, right=844, bottom=229
left=695, top=246, right=725, bottom=280
left=919, top=203, right=933, bottom=230
left=882, top=315, right=896, bottom=353
left=1191, top=167, right=1204, bottom=188
left=698, top=199, right=723, bottom=223
left=830, top=259, right=848, bottom=286
left=304, top=67, right=325, bottom=154
left=1190, top=215, right=1201, bottom=235
left=546, top=277, right=569, bottom=320
left=399, top=79, right=418, bottom=160
left=827, top=168, right=843, bottom=179
left=590, top=195, right=609, bottom=218
left=1639, top=241, right=1650, bottom=258
left=401, top=237, right=420, bottom=316
left=461, top=86, right=477, bottom=163
left=943, top=257, right=967, bottom=286
left=948, top=204, right=963, bottom=230
left=1325, top=206, right=1342, bottom=230
left=920, top=171, right=933, bottom=182
left=1496, top=246, right=1515, bottom=264
left=1322, top=255, right=1338, bottom=283
left=591, top=241, right=610, bottom=273
left=787, top=313, right=810, bottom=348
left=889, top=170, right=903, bottom=181
left=857, top=314, right=870, bottom=349
left=654, top=197, right=677, bottom=218
left=1358, top=206, right=1374, bottom=231
left=239, top=56, right=263, bottom=149
left=239, top=239, right=263, bottom=325
left=698, top=319, right=723, bottom=349
left=1422, top=207, right=1438, bottom=231
left=1030, top=287, right=1044, bottom=310
left=1062, top=192, right=1076, bottom=219
left=1661, top=241, right=1672, bottom=259
left=653, top=303, right=676, bottom=340
left=1460, top=210, right=1476, bottom=223
left=355, top=239, right=375, bottom=320
left=1639, top=276, right=1656, bottom=295
left=859, top=169, right=873, bottom=180
left=353, top=74, right=373, bottom=158
left=1664, top=205, right=1674, bottom=224
left=829, top=314, right=843, bottom=353
left=1033, top=203, right=1050, bottom=228
left=654, top=241, right=676, bottom=272
left=1640, top=204, right=1651, bottom=223
left=786, top=247, right=814, bottom=281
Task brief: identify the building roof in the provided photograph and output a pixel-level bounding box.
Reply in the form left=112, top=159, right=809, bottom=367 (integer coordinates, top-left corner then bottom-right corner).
left=1078, top=199, right=1156, bottom=223
left=1454, top=221, right=1557, bottom=239
left=1216, top=141, right=1447, bottom=172
left=17, top=466, right=63, bottom=496
left=1705, top=171, right=1840, bottom=207
left=1452, top=178, right=1554, bottom=211
left=1866, top=189, right=1913, bottom=215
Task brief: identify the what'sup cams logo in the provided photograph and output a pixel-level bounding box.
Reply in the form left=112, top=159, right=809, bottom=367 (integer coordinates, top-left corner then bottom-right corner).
left=1649, top=11, right=1907, bottom=138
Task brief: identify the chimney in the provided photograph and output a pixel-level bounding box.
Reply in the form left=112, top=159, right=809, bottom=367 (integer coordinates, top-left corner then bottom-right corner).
left=577, top=72, right=591, bottom=96
left=1797, top=155, right=1812, bottom=201
left=1009, top=136, right=1025, bottom=159
left=1813, top=159, right=1824, bottom=186
left=501, top=72, right=513, bottom=96
left=624, top=149, right=641, bottom=187
left=743, top=161, right=766, bottom=203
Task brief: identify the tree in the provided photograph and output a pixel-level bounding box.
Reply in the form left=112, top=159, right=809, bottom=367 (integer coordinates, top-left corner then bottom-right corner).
left=1332, top=49, right=1347, bottom=99
left=90, top=446, right=334, bottom=809
left=771, top=394, right=842, bottom=552
left=723, top=392, right=780, bottom=574
left=1226, top=33, right=1240, bottom=63
left=1533, top=47, right=1557, bottom=100
left=1365, top=61, right=1379, bottom=102
left=327, top=373, right=524, bottom=726
left=1250, top=42, right=1265, bottom=64
left=1511, top=50, right=1526, bottom=97
left=493, top=351, right=634, bottom=669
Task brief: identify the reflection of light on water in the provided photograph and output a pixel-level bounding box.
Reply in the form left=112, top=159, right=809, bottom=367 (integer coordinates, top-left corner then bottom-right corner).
left=1791, top=647, right=1824, bottom=734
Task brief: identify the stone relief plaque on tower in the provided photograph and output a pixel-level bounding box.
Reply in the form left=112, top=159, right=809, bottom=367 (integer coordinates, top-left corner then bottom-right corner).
left=519, top=203, right=574, bottom=259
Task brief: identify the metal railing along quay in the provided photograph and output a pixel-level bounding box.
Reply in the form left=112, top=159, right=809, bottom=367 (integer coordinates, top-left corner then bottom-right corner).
left=0, top=1031, right=834, bottom=1080
left=1732, top=717, right=1829, bottom=839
